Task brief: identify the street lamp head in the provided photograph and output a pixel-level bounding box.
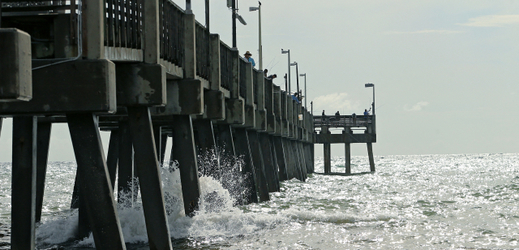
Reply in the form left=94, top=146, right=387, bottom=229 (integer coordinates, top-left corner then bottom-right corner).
left=300, top=73, right=306, bottom=77
left=365, top=83, right=374, bottom=88
left=281, top=49, right=290, bottom=54
left=236, top=14, right=247, bottom=25
left=249, top=6, right=259, bottom=11
left=290, top=62, right=298, bottom=66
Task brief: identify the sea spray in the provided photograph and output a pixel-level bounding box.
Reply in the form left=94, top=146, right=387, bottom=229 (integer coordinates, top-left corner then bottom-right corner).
left=197, top=148, right=251, bottom=205
left=32, top=149, right=284, bottom=248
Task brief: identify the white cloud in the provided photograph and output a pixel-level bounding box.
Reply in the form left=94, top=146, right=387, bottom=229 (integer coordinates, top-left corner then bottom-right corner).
left=404, top=101, right=429, bottom=111
left=313, top=92, right=360, bottom=114
left=459, top=15, right=519, bottom=27
left=386, top=30, right=463, bottom=35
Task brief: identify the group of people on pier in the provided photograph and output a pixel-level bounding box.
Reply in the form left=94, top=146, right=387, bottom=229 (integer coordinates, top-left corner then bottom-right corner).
left=320, top=107, right=371, bottom=126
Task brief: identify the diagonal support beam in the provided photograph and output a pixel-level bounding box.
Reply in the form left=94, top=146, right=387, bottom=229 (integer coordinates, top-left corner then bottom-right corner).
left=127, top=107, right=173, bottom=250
left=67, top=113, right=125, bottom=250
left=35, top=120, right=52, bottom=223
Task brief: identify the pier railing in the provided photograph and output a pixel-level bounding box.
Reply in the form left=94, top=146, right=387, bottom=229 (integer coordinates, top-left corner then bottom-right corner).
left=313, top=115, right=373, bottom=127
left=159, top=0, right=184, bottom=67
left=220, top=42, right=233, bottom=91
left=195, top=21, right=209, bottom=80
left=105, top=0, right=143, bottom=60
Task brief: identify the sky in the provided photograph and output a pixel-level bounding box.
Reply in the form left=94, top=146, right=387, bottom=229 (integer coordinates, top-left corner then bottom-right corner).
left=1, top=0, right=519, bottom=162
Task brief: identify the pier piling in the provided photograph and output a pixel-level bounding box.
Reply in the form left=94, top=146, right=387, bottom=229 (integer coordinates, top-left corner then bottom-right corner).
left=11, top=116, right=37, bottom=250
left=67, top=113, right=125, bottom=250
left=35, top=120, right=51, bottom=223
left=128, top=107, right=173, bottom=250
left=171, top=115, right=201, bottom=217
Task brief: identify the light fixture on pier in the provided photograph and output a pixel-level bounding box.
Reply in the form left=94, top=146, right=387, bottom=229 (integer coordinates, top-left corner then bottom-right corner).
left=281, top=49, right=291, bottom=93
left=290, top=62, right=299, bottom=96
left=230, top=0, right=247, bottom=48
left=365, top=83, right=375, bottom=115
left=249, top=1, right=262, bottom=70
left=300, top=73, right=307, bottom=108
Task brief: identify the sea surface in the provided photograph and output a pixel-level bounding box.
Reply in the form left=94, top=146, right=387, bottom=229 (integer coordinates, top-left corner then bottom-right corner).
left=1, top=153, right=519, bottom=249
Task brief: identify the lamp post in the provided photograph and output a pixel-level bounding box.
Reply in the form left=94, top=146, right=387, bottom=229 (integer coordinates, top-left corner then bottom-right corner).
left=300, top=73, right=307, bottom=108
left=365, top=83, right=375, bottom=115
left=281, top=49, right=291, bottom=93
left=290, top=62, right=299, bottom=96
left=230, top=0, right=247, bottom=48
left=249, top=2, right=262, bottom=70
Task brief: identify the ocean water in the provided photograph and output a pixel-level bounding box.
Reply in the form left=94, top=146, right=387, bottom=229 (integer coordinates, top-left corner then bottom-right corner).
left=1, top=153, right=519, bottom=249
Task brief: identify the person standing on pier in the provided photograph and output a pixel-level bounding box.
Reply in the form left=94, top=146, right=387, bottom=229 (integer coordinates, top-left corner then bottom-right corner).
left=244, top=51, right=256, bottom=67
left=292, top=92, right=300, bottom=104
left=364, top=108, right=371, bottom=116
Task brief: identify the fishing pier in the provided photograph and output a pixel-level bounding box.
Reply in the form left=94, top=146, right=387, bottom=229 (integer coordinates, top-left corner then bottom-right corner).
left=0, top=1, right=373, bottom=249
left=314, top=114, right=377, bottom=174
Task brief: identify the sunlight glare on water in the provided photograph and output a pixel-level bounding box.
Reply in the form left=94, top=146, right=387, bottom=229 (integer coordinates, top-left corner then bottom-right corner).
left=1, top=153, right=519, bottom=249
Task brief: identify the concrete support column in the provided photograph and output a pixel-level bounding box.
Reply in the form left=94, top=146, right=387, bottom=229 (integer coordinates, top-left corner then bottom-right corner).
left=310, top=142, right=315, bottom=173
left=83, top=0, right=105, bottom=59
left=305, top=143, right=313, bottom=174
left=67, top=113, right=125, bottom=249
left=214, top=124, right=236, bottom=156
left=269, top=137, right=280, bottom=187
left=143, top=0, right=160, bottom=64
left=324, top=142, right=331, bottom=174
left=282, top=138, right=294, bottom=179
left=106, top=129, right=120, bottom=188
left=297, top=141, right=307, bottom=181
left=183, top=13, right=196, bottom=78
left=367, top=142, right=375, bottom=172
left=273, top=136, right=288, bottom=181
left=291, top=140, right=304, bottom=181
left=35, top=120, right=52, bottom=223
left=192, top=119, right=217, bottom=153
left=259, top=134, right=279, bottom=192
left=153, top=125, right=163, bottom=164
left=11, top=116, right=37, bottom=250
left=171, top=115, right=201, bottom=216
left=233, top=128, right=258, bottom=204
left=248, top=131, right=269, bottom=201
left=209, top=34, right=221, bottom=90
left=345, top=143, right=351, bottom=174
left=127, top=107, right=172, bottom=250
left=117, top=121, right=134, bottom=203
left=192, top=119, right=219, bottom=178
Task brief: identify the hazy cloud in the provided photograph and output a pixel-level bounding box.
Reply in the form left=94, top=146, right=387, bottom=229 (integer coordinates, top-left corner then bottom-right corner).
left=386, top=30, right=463, bottom=35
left=314, top=93, right=359, bottom=113
left=404, top=101, right=429, bottom=111
left=459, top=15, right=519, bottom=27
